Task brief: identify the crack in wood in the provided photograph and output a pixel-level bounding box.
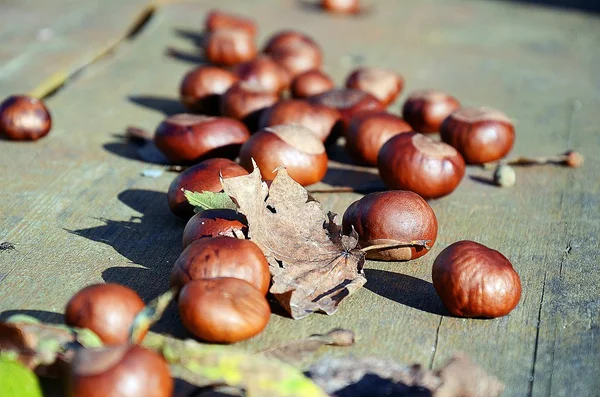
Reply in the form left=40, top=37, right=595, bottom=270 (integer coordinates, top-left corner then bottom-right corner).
left=527, top=271, right=547, bottom=397
left=429, top=316, right=443, bottom=370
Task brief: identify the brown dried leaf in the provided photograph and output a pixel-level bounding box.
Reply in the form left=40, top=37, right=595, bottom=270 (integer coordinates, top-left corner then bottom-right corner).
left=221, top=163, right=366, bottom=319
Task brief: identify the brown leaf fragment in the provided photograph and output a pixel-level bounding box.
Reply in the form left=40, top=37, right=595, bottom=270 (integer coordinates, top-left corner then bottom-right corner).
left=258, top=328, right=355, bottom=365
left=307, top=354, right=504, bottom=397
left=221, top=163, right=366, bottom=319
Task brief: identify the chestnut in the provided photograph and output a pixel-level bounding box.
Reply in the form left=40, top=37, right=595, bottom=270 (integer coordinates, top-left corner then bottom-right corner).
left=64, top=284, right=145, bottom=345
left=345, top=67, right=404, bottom=107
left=182, top=209, right=248, bottom=248
left=179, top=66, right=238, bottom=114
left=345, top=111, right=412, bottom=166
left=154, top=114, right=250, bottom=164
left=258, top=99, right=341, bottom=143
left=440, top=107, right=515, bottom=164
left=204, top=28, right=257, bottom=67
left=290, top=69, right=334, bottom=99
left=402, top=90, right=461, bottom=133
left=70, top=345, right=172, bottom=397
left=432, top=240, right=522, bottom=318
left=220, top=81, right=280, bottom=130
left=321, top=0, right=360, bottom=13
left=342, top=191, right=437, bottom=260
left=239, top=124, right=328, bottom=185
left=233, top=55, right=291, bottom=94
left=0, top=95, right=52, bottom=141
left=378, top=132, right=466, bottom=199
left=167, top=158, right=248, bottom=218
left=204, top=10, right=256, bottom=37
left=263, top=31, right=322, bottom=78
left=170, top=236, right=270, bottom=295
left=178, top=278, right=270, bottom=343
left=309, top=88, right=384, bottom=135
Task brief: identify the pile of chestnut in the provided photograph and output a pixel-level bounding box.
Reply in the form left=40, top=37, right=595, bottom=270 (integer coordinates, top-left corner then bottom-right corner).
left=151, top=7, right=523, bottom=345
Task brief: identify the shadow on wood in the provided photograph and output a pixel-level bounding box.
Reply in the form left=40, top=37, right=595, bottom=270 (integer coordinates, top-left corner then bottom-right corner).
left=494, top=0, right=600, bottom=13
left=330, top=373, right=433, bottom=397
left=364, top=269, right=445, bottom=315
left=129, top=95, right=186, bottom=116
left=104, top=133, right=170, bottom=164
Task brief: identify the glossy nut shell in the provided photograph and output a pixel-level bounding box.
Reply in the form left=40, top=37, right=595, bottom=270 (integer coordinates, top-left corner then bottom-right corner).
left=70, top=345, right=172, bottom=397
left=345, top=67, right=404, bottom=106
left=432, top=240, right=522, bottom=318
left=258, top=99, right=341, bottom=143
left=167, top=158, right=248, bottom=218
left=440, top=107, right=515, bottom=164
left=239, top=124, right=328, bottom=185
left=345, top=111, right=412, bottom=166
left=170, top=236, right=270, bottom=295
left=204, top=10, right=256, bottom=36
left=178, top=278, right=270, bottom=343
left=233, top=56, right=291, bottom=94
left=182, top=209, right=248, bottom=249
left=342, top=191, right=437, bottom=260
left=154, top=114, right=250, bottom=164
left=64, top=284, right=145, bottom=345
left=378, top=132, right=466, bottom=199
left=204, top=29, right=257, bottom=67
left=179, top=66, right=238, bottom=115
left=263, top=31, right=322, bottom=77
left=290, top=69, right=334, bottom=99
left=0, top=95, right=52, bottom=141
left=321, top=0, right=360, bottom=13
left=220, top=82, right=279, bottom=129
left=402, top=90, right=460, bottom=133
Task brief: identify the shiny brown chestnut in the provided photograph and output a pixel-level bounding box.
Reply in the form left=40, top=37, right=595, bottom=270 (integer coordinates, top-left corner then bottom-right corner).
left=167, top=158, right=248, bottom=218
left=239, top=124, right=328, bottom=185
left=440, top=107, right=515, bottom=164
left=0, top=95, right=52, bottom=141
left=345, top=111, right=412, bottom=166
left=321, top=0, right=360, bottom=13
left=258, top=99, right=341, bottom=143
left=432, top=240, right=522, bottom=318
left=263, top=31, right=322, bottom=78
left=204, top=28, right=257, bottom=67
left=345, top=67, right=404, bottom=107
left=64, top=284, right=145, bottom=345
left=378, top=132, right=466, bottom=199
left=233, top=56, right=291, bottom=94
left=220, top=81, right=280, bottom=130
left=70, top=345, right=172, bottom=397
left=309, top=88, right=384, bottom=135
left=154, top=114, right=250, bottom=164
left=290, top=69, right=334, bottom=99
left=182, top=209, right=248, bottom=249
left=402, top=90, right=461, bottom=133
left=178, top=278, right=270, bottom=343
left=204, top=10, right=256, bottom=37
left=343, top=191, right=437, bottom=261
left=179, top=66, right=238, bottom=115
left=171, top=236, right=270, bottom=295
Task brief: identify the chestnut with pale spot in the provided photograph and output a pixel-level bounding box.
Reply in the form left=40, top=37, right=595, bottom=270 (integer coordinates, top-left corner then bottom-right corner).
left=345, top=67, right=404, bottom=106
left=0, top=95, right=52, bottom=141
left=263, top=31, right=322, bottom=78
left=440, top=107, right=515, bottom=164
left=239, top=124, right=328, bottom=186
left=402, top=90, right=460, bottom=133
left=204, top=10, right=256, bottom=37
left=233, top=56, right=291, bottom=94
left=220, top=81, right=280, bottom=130
left=290, top=69, right=334, bottom=99
left=378, top=132, right=466, bottom=199
left=179, top=66, right=238, bottom=114
left=204, top=28, right=257, bottom=67
left=182, top=209, right=248, bottom=248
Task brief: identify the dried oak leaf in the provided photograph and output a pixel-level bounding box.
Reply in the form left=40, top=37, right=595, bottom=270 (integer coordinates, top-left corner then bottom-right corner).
left=221, top=163, right=366, bottom=319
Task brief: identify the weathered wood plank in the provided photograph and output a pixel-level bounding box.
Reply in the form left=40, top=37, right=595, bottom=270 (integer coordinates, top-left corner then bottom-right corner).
left=0, top=0, right=150, bottom=96
left=0, top=1, right=598, bottom=396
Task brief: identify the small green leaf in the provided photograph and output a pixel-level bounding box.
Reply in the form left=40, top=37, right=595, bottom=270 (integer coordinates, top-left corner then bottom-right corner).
left=0, top=356, right=43, bottom=397
left=183, top=189, right=237, bottom=212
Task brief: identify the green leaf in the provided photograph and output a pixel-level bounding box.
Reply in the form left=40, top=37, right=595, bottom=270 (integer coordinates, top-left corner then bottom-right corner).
left=143, top=334, right=328, bottom=397
left=183, top=189, right=237, bottom=212
left=0, top=356, right=43, bottom=397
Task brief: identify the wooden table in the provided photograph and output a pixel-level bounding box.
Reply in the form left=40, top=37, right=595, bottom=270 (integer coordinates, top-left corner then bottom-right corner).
left=1, top=0, right=599, bottom=395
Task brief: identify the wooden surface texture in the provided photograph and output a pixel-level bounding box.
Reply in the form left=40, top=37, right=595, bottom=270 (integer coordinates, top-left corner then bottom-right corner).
left=0, top=0, right=599, bottom=396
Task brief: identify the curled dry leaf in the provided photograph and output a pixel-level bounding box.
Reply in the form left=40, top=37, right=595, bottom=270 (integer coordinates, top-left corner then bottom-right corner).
left=221, top=162, right=367, bottom=319
left=307, top=354, right=503, bottom=397
left=258, top=328, right=355, bottom=364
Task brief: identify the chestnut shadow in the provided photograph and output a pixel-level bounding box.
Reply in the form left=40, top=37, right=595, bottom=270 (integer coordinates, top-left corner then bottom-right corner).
left=321, top=167, right=385, bottom=192
left=468, top=174, right=497, bottom=187
left=68, top=189, right=186, bottom=303
left=174, top=28, right=205, bottom=47
left=326, top=373, right=433, bottom=397
left=496, top=0, right=600, bottom=13
left=103, top=133, right=170, bottom=164
left=0, top=309, right=64, bottom=324
left=128, top=95, right=186, bottom=116
left=364, top=269, right=446, bottom=315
